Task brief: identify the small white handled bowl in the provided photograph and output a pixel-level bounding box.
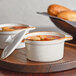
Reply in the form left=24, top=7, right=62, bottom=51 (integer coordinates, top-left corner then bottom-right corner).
left=0, top=24, right=35, bottom=49
left=25, top=31, right=73, bottom=62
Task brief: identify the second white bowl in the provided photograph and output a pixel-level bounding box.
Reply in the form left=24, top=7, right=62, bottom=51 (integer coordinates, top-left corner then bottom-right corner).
left=0, top=24, right=35, bottom=49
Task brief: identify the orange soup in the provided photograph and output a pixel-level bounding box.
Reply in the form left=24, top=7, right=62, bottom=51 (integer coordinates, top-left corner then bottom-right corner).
left=26, top=35, right=61, bottom=41
left=0, top=26, right=28, bottom=32
left=11, top=26, right=28, bottom=30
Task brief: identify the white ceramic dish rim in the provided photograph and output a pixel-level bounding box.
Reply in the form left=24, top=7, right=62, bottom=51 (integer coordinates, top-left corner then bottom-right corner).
left=25, top=31, right=73, bottom=44
left=0, top=24, right=35, bottom=35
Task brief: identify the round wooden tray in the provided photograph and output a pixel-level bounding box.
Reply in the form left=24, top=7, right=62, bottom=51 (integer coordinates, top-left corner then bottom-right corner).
left=0, top=42, right=76, bottom=73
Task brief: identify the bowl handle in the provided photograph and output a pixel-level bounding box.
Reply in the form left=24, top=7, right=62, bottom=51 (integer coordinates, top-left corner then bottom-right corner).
left=28, top=27, right=36, bottom=30
left=64, top=34, right=73, bottom=41
left=21, top=27, right=36, bottom=42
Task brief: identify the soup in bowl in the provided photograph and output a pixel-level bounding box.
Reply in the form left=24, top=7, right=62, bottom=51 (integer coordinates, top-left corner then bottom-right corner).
left=26, top=35, right=62, bottom=41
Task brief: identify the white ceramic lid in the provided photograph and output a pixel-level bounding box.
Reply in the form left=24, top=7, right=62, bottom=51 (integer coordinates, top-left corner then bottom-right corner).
left=1, top=30, right=27, bottom=59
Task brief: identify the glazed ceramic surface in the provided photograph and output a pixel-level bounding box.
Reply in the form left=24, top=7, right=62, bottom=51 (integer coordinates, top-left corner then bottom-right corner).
left=0, top=24, right=35, bottom=49
left=25, top=32, right=72, bottom=62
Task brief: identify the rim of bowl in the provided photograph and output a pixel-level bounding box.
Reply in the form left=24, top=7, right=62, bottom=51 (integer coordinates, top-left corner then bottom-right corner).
left=24, top=31, right=66, bottom=44
left=0, top=24, right=34, bottom=35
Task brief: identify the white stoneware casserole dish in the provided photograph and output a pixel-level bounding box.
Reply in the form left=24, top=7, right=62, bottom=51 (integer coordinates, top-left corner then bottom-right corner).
left=25, top=31, right=73, bottom=62
left=0, top=24, right=35, bottom=49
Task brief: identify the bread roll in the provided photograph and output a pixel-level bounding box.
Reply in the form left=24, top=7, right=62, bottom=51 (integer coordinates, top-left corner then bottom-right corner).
left=48, top=4, right=71, bottom=16
left=57, top=11, right=76, bottom=21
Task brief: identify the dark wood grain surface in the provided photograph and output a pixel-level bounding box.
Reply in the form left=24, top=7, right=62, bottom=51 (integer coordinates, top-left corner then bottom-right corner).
left=0, top=42, right=76, bottom=73
left=50, top=17, right=76, bottom=38
left=0, top=66, right=76, bottom=76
